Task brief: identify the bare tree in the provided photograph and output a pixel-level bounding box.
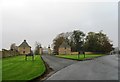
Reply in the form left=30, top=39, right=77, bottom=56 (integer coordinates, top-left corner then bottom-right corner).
left=34, top=41, right=41, bottom=55
left=10, top=43, right=18, bottom=51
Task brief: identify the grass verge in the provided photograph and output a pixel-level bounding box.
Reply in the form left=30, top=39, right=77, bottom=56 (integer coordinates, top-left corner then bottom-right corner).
left=56, top=54, right=105, bottom=60
left=2, top=55, right=46, bottom=81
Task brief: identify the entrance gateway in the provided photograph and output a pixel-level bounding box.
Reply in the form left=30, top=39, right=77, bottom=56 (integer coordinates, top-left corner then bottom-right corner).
left=42, top=46, right=52, bottom=55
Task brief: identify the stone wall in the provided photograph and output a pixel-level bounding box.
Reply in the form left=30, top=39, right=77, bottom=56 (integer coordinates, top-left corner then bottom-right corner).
left=59, top=48, right=71, bottom=55
left=71, top=52, right=79, bottom=55
left=48, top=48, right=51, bottom=55
left=85, top=52, right=104, bottom=54
left=2, top=50, right=19, bottom=58
left=68, top=52, right=94, bottom=55
left=85, top=52, right=94, bottom=54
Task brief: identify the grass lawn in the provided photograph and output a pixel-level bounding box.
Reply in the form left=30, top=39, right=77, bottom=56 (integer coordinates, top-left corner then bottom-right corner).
left=2, top=55, right=46, bottom=80
left=56, top=54, right=105, bottom=60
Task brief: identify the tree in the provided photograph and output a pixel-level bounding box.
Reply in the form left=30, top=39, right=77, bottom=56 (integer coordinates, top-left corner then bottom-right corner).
left=34, top=42, right=41, bottom=55
left=84, top=31, right=113, bottom=53
left=83, top=32, right=98, bottom=52
left=53, top=36, right=66, bottom=54
left=10, top=43, right=18, bottom=51
left=53, top=30, right=85, bottom=53
left=53, top=32, right=71, bottom=54
left=70, top=30, right=85, bottom=52
left=69, top=40, right=76, bottom=52
left=97, top=31, right=113, bottom=53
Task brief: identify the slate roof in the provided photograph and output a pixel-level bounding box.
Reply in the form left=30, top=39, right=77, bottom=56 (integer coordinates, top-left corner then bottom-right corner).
left=59, top=42, right=71, bottom=48
left=19, top=40, right=31, bottom=48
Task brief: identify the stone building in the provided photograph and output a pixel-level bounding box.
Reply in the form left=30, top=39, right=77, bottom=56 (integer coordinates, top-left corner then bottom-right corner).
left=48, top=45, right=51, bottom=55
left=58, top=42, right=71, bottom=55
left=39, top=46, right=43, bottom=55
left=18, top=40, right=31, bottom=55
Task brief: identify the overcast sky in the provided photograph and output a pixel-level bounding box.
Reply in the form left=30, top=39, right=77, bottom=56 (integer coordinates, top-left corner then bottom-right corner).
left=0, top=0, right=119, bottom=50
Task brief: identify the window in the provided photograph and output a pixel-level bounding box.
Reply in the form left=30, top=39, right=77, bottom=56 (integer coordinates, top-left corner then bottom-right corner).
left=23, top=51, right=25, bottom=54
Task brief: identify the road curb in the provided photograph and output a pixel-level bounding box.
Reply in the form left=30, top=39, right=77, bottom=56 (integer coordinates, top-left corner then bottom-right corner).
left=30, top=55, right=53, bottom=82
left=56, top=55, right=106, bottom=61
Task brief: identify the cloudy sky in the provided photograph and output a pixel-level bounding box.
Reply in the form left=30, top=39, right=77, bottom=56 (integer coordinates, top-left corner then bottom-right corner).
left=1, top=0, right=119, bottom=50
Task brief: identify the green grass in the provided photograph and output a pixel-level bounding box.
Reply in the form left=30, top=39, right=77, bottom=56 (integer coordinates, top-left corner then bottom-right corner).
left=57, top=54, right=105, bottom=60
left=2, top=55, right=46, bottom=80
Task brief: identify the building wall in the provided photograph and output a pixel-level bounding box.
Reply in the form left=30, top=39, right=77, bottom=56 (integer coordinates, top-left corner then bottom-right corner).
left=39, top=48, right=43, bottom=55
left=48, top=48, right=51, bottom=55
left=18, top=47, right=31, bottom=54
left=59, top=48, right=71, bottom=55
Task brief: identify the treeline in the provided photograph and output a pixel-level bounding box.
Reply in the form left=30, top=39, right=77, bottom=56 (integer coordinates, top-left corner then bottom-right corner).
left=53, top=30, right=113, bottom=54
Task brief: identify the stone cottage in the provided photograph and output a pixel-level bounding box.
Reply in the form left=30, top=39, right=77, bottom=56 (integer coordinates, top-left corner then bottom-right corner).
left=58, top=42, right=71, bottom=55
left=18, top=40, right=31, bottom=55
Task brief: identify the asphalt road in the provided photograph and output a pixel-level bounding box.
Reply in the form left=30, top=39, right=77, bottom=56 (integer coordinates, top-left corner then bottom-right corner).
left=41, top=54, right=78, bottom=72
left=45, top=54, right=118, bottom=80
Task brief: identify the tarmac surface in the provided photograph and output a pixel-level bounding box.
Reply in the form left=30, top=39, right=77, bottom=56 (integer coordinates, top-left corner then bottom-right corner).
left=42, top=54, right=118, bottom=80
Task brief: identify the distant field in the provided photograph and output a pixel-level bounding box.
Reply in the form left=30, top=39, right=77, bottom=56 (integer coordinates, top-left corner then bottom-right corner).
left=57, top=54, right=105, bottom=60
left=2, top=55, right=46, bottom=80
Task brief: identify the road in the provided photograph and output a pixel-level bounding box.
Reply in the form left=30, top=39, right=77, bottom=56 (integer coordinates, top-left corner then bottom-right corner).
left=43, top=54, right=118, bottom=80
left=42, top=54, right=78, bottom=72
